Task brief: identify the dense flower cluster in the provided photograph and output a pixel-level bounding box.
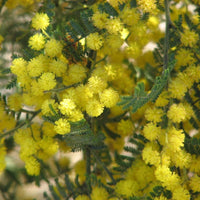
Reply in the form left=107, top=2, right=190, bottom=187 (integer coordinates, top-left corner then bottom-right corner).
left=0, top=0, right=200, bottom=199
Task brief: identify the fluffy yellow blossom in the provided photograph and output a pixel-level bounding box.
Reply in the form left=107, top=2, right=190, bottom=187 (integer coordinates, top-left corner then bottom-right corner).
left=189, top=175, right=200, bottom=192
left=75, top=195, right=90, bottom=200
left=145, top=107, right=163, bottom=123
left=105, top=18, right=123, bottom=35
left=49, top=59, right=67, bottom=77
left=63, top=64, right=87, bottom=85
left=25, top=156, right=40, bottom=176
left=154, top=196, right=168, bottom=200
left=167, top=103, right=186, bottom=123
left=86, top=99, right=104, bottom=117
left=155, top=165, right=181, bottom=190
left=155, top=91, right=169, bottom=107
left=27, top=54, right=48, bottom=77
left=167, top=127, right=185, bottom=152
left=58, top=98, right=76, bottom=115
left=54, top=118, right=71, bottom=135
left=100, top=88, right=119, bottom=108
left=142, top=143, right=160, bottom=166
left=42, top=122, right=57, bottom=137
left=88, top=76, right=107, bottom=93
left=74, top=160, right=86, bottom=183
left=92, top=11, right=108, bottom=29
left=91, top=187, right=109, bottom=200
left=10, top=57, right=27, bottom=77
left=68, top=109, right=84, bottom=122
left=108, top=0, right=127, bottom=7
left=45, top=38, right=63, bottom=57
left=103, top=34, right=124, bottom=53
left=0, top=143, right=6, bottom=173
left=143, top=122, right=162, bottom=141
left=115, top=179, right=140, bottom=197
left=117, top=119, right=134, bottom=136
left=7, top=93, right=22, bottom=111
left=175, top=49, right=195, bottom=69
left=172, top=187, right=190, bottom=200
left=190, top=155, right=200, bottom=174
left=32, top=13, right=50, bottom=30
left=38, top=72, right=57, bottom=91
left=168, top=78, right=188, bottom=99
left=86, top=32, right=104, bottom=50
left=138, top=0, right=157, bottom=14
left=41, top=99, right=58, bottom=116
left=120, top=7, right=140, bottom=26
left=181, top=29, right=199, bottom=47
left=171, top=150, right=192, bottom=169
left=28, top=33, right=45, bottom=51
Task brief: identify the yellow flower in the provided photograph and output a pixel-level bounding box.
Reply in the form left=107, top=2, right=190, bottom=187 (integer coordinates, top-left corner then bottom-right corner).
left=32, top=13, right=50, bottom=30
left=25, top=156, right=40, bottom=176
left=75, top=195, right=90, bottom=200
left=87, top=76, right=107, bottom=93
left=100, top=88, right=119, bottom=108
left=172, top=187, right=190, bottom=200
left=58, top=98, right=76, bottom=115
left=7, top=93, right=22, bottom=111
left=142, top=143, right=160, bottom=166
left=49, top=59, right=67, bottom=77
left=105, top=18, right=123, bottom=35
left=86, top=99, right=104, bottom=117
left=115, top=179, right=140, bottom=197
left=167, top=103, right=186, bottom=123
left=143, top=122, right=162, bottom=141
left=28, top=33, right=45, bottom=50
left=189, top=175, right=200, bottom=192
left=117, top=119, right=134, bottom=136
left=145, top=107, right=163, bottom=123
left=138, top=0, right=157, bottom=14
left=181, top=29, right=199, bottom=47
left=86, top=32, right=104, bottom=50
left=41, top=99, right=58, bottom=116
left=91, top=186, right=109, bottom=200
left=45, top=38, right=63, bottom=57
left=92, top=11, right=108, bottom=29
left=54, top=118, right=71, bottom=135
left=38, top=72, right=57, bottom=91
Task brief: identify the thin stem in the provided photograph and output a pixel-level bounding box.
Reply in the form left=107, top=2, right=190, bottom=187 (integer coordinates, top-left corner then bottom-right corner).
left=164, top=0, right=171, bottom=69
left=43, top=83, right=79, bottom=93
left=92, top=151, right=116, bottom=185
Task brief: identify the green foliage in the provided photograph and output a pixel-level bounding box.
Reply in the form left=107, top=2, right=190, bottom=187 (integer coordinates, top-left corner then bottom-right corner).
left=185, top=137, right=200, bottom=155
left=119, top=56, right=176, bottom=113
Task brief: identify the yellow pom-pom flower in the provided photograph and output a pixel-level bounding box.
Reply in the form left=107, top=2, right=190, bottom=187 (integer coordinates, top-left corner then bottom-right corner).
left=92, top=11, right=108, bottom=29
left=58, top=98, right=76, bottom=115
left=189, top=175, right=200, bottom=192
left=75, top=195, right=90, bottom=200
left=138, top=0, right=157, bottom=14
left=145, top=107, right=163, bottom=123
left=167, top=103, right=186, bottom=123
left=88, top=76, right=107, bottom=93
left=115, top=179, right=140, bottom=197
left=117, top=119, right=134, bottom=136
left=28, top=33, right=45, bottom=51
left=54, top=118, right=71, bottom=135
left=7, top=93, right=22, bottom=111
left=41, top=99, right=58, bottom=116
left=38, top=72, right=57, bottom=91
left=49, top=59, right=67, bottom=77
left=90, top=186, right=109, bottom=200
left=100, top=88, right=119, bottom=108
left=86, top=32, right=104, bottom=50
left=105, top=18, right=123, bottom=35
left=32, top=13, right=50, bottom=30
left=143, top=122, right=162, bottom=141
left=25, top=156, right=40, bottom=176
left=86, top=99, right=104, bottom=117
left=45, top=38, right=63, bottom=57
left=181, top=29, right=199, bottom=47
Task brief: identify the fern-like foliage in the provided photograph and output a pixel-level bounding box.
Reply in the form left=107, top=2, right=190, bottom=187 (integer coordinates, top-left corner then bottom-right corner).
left=113, top=133, right=146, bottom=172
left=63, top=120, right=105, bottom=151
left=185, top=137, right=200, bottom=155
left=118, top=55, right=176, bottom=113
